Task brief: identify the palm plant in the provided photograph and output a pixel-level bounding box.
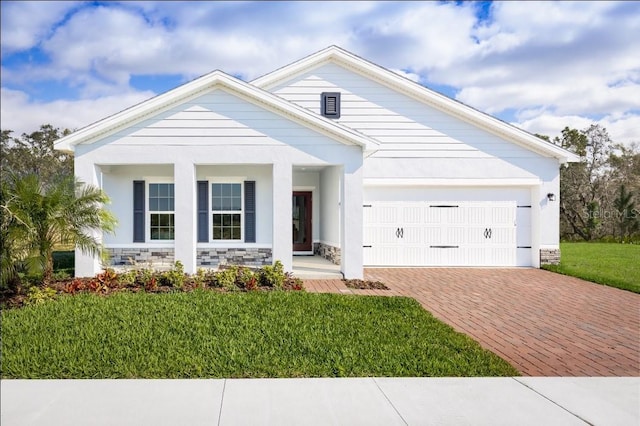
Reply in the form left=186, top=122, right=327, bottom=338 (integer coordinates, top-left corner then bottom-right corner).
left=1, top=179, right=32, bottom=289
left=613, top=184, right=639, bottom=242
left=3, top=174, right=117, bottom=285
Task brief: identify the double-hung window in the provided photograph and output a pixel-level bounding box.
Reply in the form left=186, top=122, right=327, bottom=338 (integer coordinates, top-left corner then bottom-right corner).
left=149, top=183, right=175, bottom=240
left=212, top=183, right=242, bottom=240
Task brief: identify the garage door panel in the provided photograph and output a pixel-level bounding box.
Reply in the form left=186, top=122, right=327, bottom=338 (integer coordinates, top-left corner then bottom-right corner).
left=364, top=198, right=525, bottom=267
left=403, top=225, right=423, bottom=244
left=376, top=205, right=398, bottom=224
left=402, top=206, right=423, bottom=224
left=465, top=205, right=485, bottom=225
left=443, top=226, right=466, bottom=246
left=424, top=206, right=443, bottom=223
left=364, top=246, right=398, bottom=266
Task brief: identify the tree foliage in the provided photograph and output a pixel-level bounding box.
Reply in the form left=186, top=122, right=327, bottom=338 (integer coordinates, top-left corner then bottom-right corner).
left=1, top=124, right=73, bottom=184
left=552, top=125, right=640, bottom=241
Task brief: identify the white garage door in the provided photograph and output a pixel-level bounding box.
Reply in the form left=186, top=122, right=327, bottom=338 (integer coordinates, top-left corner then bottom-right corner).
left=363, top=201, right=518, bottom=266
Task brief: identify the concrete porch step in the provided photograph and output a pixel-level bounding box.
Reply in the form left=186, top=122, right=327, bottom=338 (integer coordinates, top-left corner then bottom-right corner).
left=292, top=255, right=343, bottom=279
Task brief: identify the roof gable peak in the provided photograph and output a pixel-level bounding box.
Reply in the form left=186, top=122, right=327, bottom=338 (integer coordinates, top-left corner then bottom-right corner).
left=252, top=46, right=578, bottom=163
left=54, top=64, right=379, bottom=153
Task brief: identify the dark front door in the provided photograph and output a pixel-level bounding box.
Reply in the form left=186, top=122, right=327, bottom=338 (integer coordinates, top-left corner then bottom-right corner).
left=293, top=191, right=312, bottom=251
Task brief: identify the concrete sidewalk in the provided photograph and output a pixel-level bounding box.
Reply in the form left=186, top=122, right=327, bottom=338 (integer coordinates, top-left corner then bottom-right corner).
left=2, top=377, right=638, bottom=425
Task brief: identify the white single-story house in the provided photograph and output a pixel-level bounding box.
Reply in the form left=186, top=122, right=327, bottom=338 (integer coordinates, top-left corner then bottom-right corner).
left=55, top=46, right=579, bottom=279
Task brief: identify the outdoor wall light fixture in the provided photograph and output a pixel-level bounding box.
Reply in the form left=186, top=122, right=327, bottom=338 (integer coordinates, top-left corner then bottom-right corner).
left=547, top=193, right=557, bottom=201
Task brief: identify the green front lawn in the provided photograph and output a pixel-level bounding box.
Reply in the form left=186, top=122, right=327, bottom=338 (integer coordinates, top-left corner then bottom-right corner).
left=1, top=291, right=518, bottom=378
left=544, top=242, right=640, bottom=293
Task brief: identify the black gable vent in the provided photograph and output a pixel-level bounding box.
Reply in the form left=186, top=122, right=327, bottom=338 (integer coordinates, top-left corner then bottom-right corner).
left=321, top=92, right=341, bottom=118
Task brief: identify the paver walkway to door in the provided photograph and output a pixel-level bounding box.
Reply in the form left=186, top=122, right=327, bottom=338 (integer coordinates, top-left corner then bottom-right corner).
left=305, top=269, right=640, bottom=376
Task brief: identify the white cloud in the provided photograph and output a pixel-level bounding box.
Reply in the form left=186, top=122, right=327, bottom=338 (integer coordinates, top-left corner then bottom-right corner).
left=0, top=1, right=80, bottom=54
left=1, top=1, right=638, bottom=147
left=516, top=113, right=640, bottom=145
left=0, top=87, right=153, bottom=135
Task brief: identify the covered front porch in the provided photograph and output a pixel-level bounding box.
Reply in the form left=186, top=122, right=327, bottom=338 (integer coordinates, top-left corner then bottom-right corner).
left=90, top=161, right=363, bottom=279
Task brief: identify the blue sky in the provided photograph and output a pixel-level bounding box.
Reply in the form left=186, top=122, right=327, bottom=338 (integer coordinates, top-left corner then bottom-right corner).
left=1, top=1, right=639, bottom=144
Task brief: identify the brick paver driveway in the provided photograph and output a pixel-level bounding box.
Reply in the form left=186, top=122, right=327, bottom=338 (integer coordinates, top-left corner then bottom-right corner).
left=305, top=269, right=640, bottom=376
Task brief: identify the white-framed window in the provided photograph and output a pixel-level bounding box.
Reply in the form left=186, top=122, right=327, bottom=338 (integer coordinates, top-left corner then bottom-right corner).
left=149, top=183, right=175, bottom=240
left=212, top=182, right=242, bottom=241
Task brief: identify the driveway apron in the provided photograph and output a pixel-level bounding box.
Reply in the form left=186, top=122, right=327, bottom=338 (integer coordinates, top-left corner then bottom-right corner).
left=305, top=268, right=640, bottom=376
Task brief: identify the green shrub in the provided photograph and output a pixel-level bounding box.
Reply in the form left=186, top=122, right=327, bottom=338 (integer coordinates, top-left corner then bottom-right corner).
left=237, top=267, right=258, bottom=291
left=204, top=269, right=219, bottom=288
left=260, top=260, right=285, bottom=289
left=191, top=268, right=207, bottom=289
left=25, top=286, right=57, bottom=306
left=134, top=268, right=157, bottom=291
left=118, top=270, right=137, bottom=287
left=160, top=261, right=186, bottom=289
left=17, top=273, right=43, bottom=288
left=217, top=266, right=239, bottom=291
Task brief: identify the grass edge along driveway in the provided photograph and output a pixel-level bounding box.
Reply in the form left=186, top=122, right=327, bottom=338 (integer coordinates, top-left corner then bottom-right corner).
left=543, top=242, right=640, bottom=293
left=1, top=291, right=518, bottom=379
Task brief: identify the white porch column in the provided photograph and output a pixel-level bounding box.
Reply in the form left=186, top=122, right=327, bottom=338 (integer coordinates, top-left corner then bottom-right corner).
left=75, top=162, right=102, bottom=277
left=174, top=161, right=197, bottom=274
left=272, top=162, right=293, bottom=271
left=341, top=163, right=364, bottom=279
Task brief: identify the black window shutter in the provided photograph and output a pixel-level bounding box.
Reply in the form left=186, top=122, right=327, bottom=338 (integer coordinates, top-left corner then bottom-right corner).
left=133, top=180, right=145, bottom=242
left=244, top=181, right=256, bottom=243
left=197, top=181, right=209, bottom=242
left=321, top=92, right=341, bottom=118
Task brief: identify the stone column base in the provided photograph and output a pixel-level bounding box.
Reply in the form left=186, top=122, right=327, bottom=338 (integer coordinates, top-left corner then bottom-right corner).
left=540, top=248, right=560, bottom=265
left=314, top=242, right=341, bottom=265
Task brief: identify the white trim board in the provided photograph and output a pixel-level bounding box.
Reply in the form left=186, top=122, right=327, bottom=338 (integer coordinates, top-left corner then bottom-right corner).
left=364, top=178, right=542, bottom=187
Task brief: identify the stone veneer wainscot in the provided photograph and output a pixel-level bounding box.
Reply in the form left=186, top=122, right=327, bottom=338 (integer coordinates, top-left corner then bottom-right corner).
left=197, top=248, right=272, bottom=268
left=107, top=248, right=174, bottom=269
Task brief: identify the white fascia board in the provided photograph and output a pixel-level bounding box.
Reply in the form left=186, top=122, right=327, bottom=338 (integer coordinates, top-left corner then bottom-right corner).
left=253, top=46, right=579, bottom=164
left=54, top=67, right=379, bottom=154
left=252, top=45, right=338, bottom=87
left=364, top=178, right=542, bottom=187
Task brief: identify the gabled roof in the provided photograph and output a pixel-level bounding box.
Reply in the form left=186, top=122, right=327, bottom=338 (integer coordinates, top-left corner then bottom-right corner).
left=252, top=46, right=580, bottom=163
left=54, top=69, right=380, bottom=154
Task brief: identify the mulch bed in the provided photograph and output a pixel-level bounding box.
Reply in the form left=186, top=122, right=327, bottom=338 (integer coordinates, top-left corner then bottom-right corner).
left=343, top=279, right=389, bottom=290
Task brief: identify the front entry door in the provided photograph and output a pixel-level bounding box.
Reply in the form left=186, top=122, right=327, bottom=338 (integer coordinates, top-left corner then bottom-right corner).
left=293, top=192, right=312, bottom=251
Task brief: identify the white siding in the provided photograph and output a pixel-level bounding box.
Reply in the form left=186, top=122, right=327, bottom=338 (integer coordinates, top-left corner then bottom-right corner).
left=270, top=63, right=543, bottom=161
left=93, top=89, right=353, bottom=150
